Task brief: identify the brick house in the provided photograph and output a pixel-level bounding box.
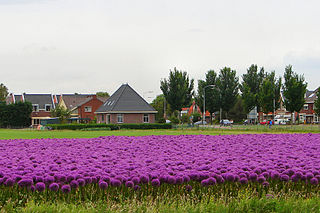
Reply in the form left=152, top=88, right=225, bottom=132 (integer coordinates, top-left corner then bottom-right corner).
left=59, top=94, right=108, bottom=122
left=7, top=93, right=59, bottom=126
left=95, top=84, right=157, bottom=124
left=299, top=89, right=319, bottom=124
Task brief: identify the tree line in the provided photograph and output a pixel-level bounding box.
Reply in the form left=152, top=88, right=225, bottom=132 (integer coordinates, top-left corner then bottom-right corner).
left=155, top=65, right=320, bottom=124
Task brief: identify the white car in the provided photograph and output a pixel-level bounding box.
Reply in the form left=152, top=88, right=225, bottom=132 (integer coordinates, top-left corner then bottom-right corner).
left=274, top=119, right=287, bottom=125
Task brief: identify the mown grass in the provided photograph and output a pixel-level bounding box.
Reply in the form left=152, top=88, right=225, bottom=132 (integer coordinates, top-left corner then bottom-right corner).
left=0, top=124, right=319, bottom=140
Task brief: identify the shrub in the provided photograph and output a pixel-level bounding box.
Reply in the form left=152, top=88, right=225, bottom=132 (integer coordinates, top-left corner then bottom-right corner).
left=46, top=123, right=172, bottom=130
left=168, top=116, right=179, bottom=124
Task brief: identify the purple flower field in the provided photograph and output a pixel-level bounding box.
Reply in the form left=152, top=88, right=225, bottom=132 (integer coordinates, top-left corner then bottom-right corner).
left=0, top=134, right=320, bottom=192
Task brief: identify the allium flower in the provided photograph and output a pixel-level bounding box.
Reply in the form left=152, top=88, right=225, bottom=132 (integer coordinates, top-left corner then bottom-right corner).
left=167, top=176, right=176, bottom=184
left=70, top=180, right=79, bottom=189
left=18, top=179, right=33, bottom=187
left=207, top=177, right=217, bottom=185
left=201, top=179, right=208, bottom=186
left=183, top=175, right=190, bottom=183
left=44, top=176, right=55, bottom=185
left=185, top=185, right=192, bottom=192
left=257, top=176, right=266, bottom=183
left=239, top=177, right=248, bottom=185
left=4, top=178, right=14, bottom=187
left=280, top=174, right=289, bottom=182
left=61, top=184, right=71, bottom=193
left=77, top=178, right=85, bottom=187
left=291, top=175, right=299, bottom=182
left=262, top=181, right=269, bottom=187
left=226, top=174, right=235, bottom=182
left=35, top=182, right=46, bottom=192
left=30, top=185, right=35, bottom=192
left=125, top=181, right=134, bottom=188
left=133, top=185, right=141, bottom=191
left=151, top=179, right=160, bottom=187
left=249, top=173, right=258, bottom=181
left=310, top=177, right=318, bottom=185
left=99, top=181, right=108, bottom=189
left=140, top=175, right=149, bottom=184
left=175, top=176, right=183, bottom=184
left=49, top=183, right=59, bottom=192
left=111, top=179, right=121, bottom=187
left=306, top=172, right=314, bottom=180
left=84, top=177, right=92, bottom=184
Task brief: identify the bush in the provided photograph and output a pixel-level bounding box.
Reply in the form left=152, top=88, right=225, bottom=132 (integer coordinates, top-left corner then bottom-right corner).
left=157, top=117, right=166, bottom=123
left=46, top=123, right=172, bottom=130
left=168, top=116, right=179, bottom=124
left=181, top=114, right=190, bottom=124
left=191, top=112, right=201, bottom=123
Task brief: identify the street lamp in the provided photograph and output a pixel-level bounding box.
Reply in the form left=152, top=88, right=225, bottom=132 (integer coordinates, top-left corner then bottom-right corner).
left=203, top=85, right=215, bottom=124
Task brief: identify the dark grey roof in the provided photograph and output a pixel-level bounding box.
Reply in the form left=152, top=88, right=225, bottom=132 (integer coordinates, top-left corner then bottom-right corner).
left=96, top=84, right=157, bottom=113
left=61, top=94, right=94, bottom=110
left=23, top=94, right=53, bottom=109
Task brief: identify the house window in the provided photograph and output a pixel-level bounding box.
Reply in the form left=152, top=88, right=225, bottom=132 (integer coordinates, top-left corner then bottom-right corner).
left=143, top=114, right=149, bottom=123
left=303, top=104, right=308, bottom=110
left=32, top=104, right=39, bottom=112
left=33, top=119, right=40, bottom=125
left=45, top=104, right=52, bottom=112
left=101, top=114, right=104, bottom=122
left=84, top=106, right=92, bottom=112
left=117, top=114, right=123, bottom=123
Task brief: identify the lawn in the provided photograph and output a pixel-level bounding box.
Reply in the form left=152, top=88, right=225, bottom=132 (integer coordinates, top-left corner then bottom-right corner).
left=0, top=124, right=319, bottom=140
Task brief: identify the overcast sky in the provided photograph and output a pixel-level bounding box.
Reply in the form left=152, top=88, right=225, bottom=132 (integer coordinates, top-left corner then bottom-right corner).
left=1, top=0, right=319, bottom=102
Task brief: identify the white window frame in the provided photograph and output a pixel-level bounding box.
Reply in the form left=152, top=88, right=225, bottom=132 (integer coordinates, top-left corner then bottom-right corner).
left=143, top=114, right=149, bottom=123
left=33, top=119, right=40, bottom=125
left=117, top=114, right=123, bottom=123
left=84, top=106, right=92, bottom=112
left=304, top=104, right=308, bottom=110
left=45, top=104, right=52, bottom=112
left=32, top=104, right=39, bottom=112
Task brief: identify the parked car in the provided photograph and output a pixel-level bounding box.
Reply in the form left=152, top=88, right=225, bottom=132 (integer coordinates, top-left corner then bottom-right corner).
left=274, top=119, right=287, bottom=125
left=259, top=121, right=267, bottom=125
left=194, top=121, right=207, bottom=125
left=220, top=119, right=232, bottom=126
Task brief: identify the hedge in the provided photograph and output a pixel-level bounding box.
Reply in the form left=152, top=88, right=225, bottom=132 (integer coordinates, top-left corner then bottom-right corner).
left=46, top=123, right=172, bottom=130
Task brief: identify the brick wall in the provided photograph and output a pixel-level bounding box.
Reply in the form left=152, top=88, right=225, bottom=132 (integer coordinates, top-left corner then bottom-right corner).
left=78, top=96, right=104, bottom=121
left=97, top=113, right=156, bottom=124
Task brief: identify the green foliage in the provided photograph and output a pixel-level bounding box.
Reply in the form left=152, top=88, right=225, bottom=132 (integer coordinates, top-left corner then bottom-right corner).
left=228, top=96, right=247, bottom=122
left=0, top=83, right=8, bottom=103
left=196, top=70, right=219, bottom=115
left=51, top=105, right=72, bottom=123
left=157, top=117, right=166, bottom=123
left=150, top=94, right=171, bottom=122
left=240, top=65, right=265, bottom=113
left=258, top=71, right=282, bottom=114
left=46, top=123, right=172, bottom=130
left=191, top=112, right=201, bottom=122
left=0, top=101, right=32, bottom=128
left=283, top=65, right=308, bottom=123
left=181, top=114, right=190, bottom=124
left=160, top=67, right=194, bottom=112
left=96, top=91, right=110, bottom=97
left=314, top=89, right=320, bottom=117
left=168, top=116, right=179, bottom=124
left=216, top=67, right=239, bottom=118
left=1, top=181, right=320, bottom=213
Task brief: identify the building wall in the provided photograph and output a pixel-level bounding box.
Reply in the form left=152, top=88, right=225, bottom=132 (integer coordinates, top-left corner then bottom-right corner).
left=78, top=96, right=104, bottom=121
left=97, top=113, right=156, bottom=124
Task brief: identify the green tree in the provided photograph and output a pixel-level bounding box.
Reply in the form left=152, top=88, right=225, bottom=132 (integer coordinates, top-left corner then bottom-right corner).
left=0, top=101, right=32, bottom=128
left=258, top=71, right=282, bottom=118
left=195, top=70, right=219, bottom=124
left=96, top=92, right=110, bottom=98
left=240, top=65, right=265, bottom=114
left=160, top=67, right=194, bottom=113
left=228, top=96, right=247, bottom=123
left=283, top=65, right=308, bottom=124
left=0, top=83, right=9, bottom=103
left=150, top=94, right=171, bottom=122
left=216, top=67, right=239, bottom=119
left=314, top=89, right=320, bottom=122
left=51, top=105, right=72, bottom=124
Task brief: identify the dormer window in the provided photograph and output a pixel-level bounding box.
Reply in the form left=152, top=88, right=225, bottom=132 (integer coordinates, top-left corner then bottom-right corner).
left=45, top=104, right=52, bottom=112
left=32, top=104, right=39, bottom=112
left=84, top=106, right=92, bottom=112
